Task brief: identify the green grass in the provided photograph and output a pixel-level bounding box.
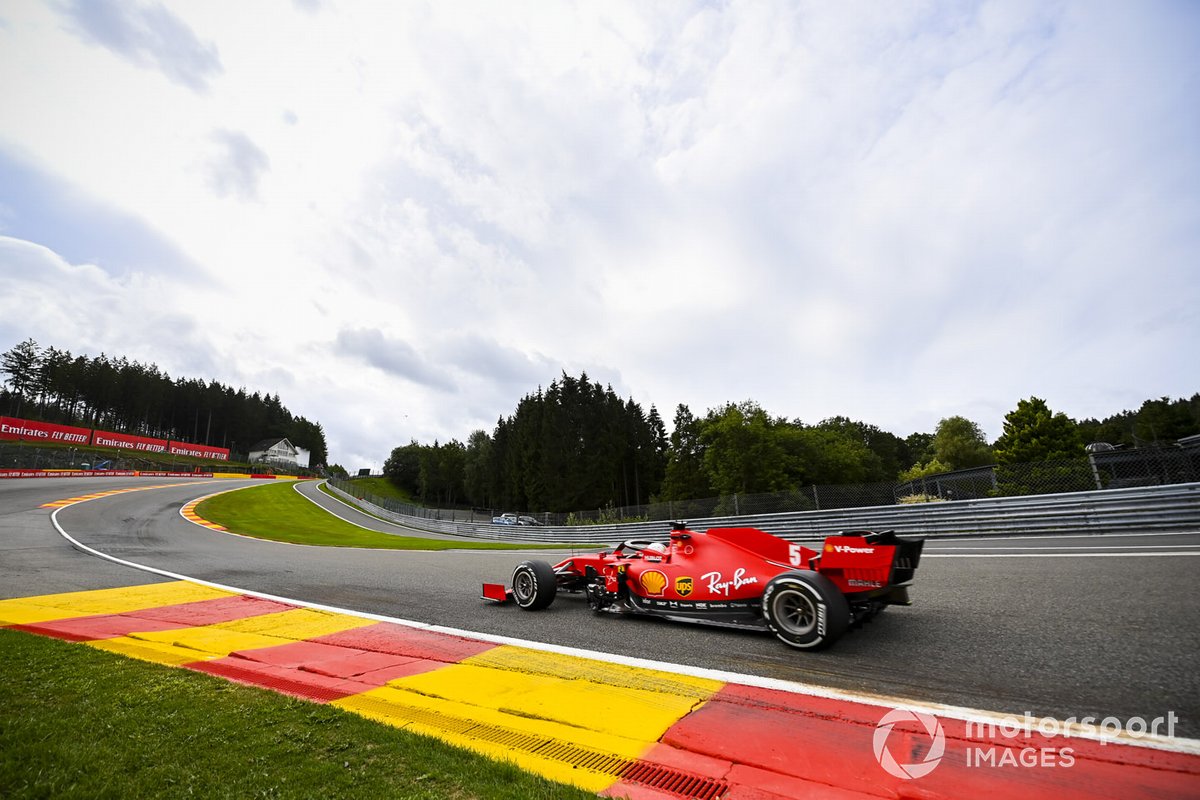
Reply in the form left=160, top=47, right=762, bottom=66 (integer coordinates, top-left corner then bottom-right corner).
left=344, top=476, right=418, bottom=504
left=196, top=482, right=567, bottom=550
left=0, top=629, right=595, bottom=800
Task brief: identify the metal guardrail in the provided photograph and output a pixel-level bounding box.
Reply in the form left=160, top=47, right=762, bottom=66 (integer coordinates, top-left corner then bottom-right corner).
left=327, top=482, right=1200, bottom=545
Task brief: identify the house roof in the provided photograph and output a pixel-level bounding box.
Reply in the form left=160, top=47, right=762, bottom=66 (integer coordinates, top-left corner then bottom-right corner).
left=248, top=437, right=294, bottom=452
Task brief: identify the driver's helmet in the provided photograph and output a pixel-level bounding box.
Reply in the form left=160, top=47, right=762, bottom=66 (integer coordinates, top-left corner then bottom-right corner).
left=646, top=542, right=669, bottom=554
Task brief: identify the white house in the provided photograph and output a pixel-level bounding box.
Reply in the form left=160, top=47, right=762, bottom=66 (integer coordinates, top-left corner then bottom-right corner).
left=248, top=437, right=308, bottom=468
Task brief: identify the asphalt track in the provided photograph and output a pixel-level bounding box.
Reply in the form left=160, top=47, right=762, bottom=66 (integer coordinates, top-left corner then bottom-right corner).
left=3, top=476, right=1198, bottom=740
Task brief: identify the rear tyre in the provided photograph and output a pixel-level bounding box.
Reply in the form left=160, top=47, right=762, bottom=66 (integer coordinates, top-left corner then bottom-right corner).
left=761, top=571, right=850, bottom=650
left=511, top=560, right=557, bottom=611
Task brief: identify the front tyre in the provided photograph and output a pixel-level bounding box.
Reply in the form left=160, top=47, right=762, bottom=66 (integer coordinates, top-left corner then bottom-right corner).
left=761, top=572, right=850, bottom=650
left=511, top=560, right=557, bottom=611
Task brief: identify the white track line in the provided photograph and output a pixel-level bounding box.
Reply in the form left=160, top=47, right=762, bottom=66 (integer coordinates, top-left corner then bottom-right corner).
left=933, top=531, right=1199, bottom=541
left=924, top=551, right=1200, bottom=558
left=929, top=544, right=1198, bottom=550
left=292, top=480, right=401, bottom=532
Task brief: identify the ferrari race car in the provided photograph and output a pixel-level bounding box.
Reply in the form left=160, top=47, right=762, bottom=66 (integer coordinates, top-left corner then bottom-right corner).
left=482, top=523, right=924, bottom=650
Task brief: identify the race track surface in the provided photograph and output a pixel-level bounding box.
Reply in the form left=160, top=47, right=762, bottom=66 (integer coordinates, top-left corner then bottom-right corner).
left=3, top=476, right=1198, bottom=738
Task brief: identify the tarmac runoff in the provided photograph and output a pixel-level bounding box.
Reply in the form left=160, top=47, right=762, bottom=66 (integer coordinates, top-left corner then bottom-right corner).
left=4, top=579, right=1200, bottom=800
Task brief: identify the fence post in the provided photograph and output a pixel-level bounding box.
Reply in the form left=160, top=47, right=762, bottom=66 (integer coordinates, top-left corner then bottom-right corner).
left=812, top=485, right=820, bottom=510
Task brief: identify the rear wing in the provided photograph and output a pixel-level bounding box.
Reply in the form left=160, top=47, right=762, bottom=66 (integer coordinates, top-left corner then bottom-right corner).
left=814, top=530, right=925, bottom=597
left=861, top=529, right=924, bottom=585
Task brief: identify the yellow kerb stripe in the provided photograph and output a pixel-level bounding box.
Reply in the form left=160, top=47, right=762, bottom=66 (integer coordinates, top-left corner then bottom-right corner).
left=88, top=608, right=377, bottom=666
left=334, top=644, right=724, bottom=791
left=0, top=582, right=235, bottom=625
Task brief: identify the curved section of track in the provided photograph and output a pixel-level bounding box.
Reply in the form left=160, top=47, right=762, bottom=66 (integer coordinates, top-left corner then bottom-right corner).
left=290, top=480, right=472, bottom=541
left=4, top=477, right=1198, bottom=737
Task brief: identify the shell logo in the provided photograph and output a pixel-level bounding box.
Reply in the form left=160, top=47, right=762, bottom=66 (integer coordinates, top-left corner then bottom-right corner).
left=824, top=544, right=834, bottom=553
left=640, top=570, right=668, bottom=597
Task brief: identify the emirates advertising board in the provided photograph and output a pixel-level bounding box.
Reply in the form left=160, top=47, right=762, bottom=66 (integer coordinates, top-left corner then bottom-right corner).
left=167, top=441, right=230, bottom=460
left=0, top=416, right=92, bottom=444
left=0, top=416, right=230, bottom=461
left=90, top=429, right=169, bottom=453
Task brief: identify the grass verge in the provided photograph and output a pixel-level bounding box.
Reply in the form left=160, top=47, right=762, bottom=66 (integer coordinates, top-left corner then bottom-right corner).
left=195, top=482, right=569, bottom=550
left=0, top=629, right=594, bottom=800
left=343, top=476, right=418, bottom=504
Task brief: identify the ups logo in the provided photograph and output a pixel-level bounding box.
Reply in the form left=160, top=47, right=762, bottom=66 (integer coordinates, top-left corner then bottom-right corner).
left=675, top=576, right=693, bottom=598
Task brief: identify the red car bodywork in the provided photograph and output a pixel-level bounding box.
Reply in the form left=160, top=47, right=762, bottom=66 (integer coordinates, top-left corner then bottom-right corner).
left=483, top=523, right=924, bottom=650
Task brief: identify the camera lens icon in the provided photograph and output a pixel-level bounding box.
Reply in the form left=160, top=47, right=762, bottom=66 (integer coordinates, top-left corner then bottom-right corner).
left=873, top=708, right=946, bottom=780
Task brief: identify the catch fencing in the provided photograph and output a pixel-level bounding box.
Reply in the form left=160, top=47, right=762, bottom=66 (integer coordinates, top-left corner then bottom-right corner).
left=325, top=481, right=1200, bottom=545
left=328, top=446, right=1199, bottom=535
left=0, top=442, right=296, bottom=476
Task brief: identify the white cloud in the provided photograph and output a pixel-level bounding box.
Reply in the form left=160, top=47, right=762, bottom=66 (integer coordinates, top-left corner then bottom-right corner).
left=0, top=236, right=220, bottom=376
left=206, top=129, right=270, bottom=201
left=0, top=0, right=1196, bottom=470
left=60, top=0, right=222, bottom=92
left=334, top=328, right=453, bottom=392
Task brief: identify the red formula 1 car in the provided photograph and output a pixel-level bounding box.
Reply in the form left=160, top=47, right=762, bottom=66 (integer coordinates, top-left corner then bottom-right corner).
left=482, top=523, right=924, bottom=650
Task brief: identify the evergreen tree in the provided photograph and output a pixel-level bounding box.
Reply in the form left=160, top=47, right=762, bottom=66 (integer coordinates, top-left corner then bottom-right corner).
left=1, top=338, right=42, bottom=415
left=661, top=404, right=712, bottom=501
left=1132, top=397, right=1196, bottom=445
left=0, top=339, right=327, bottom=463
left=463, top=430, right=493, bottom=506
left=417, top=440, right=466, bottom=505
left=993, top=397, right=1085, bottom=463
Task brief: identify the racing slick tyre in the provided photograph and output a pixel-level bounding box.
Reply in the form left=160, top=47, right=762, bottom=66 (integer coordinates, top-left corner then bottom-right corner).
left=511, top=560, right=557, bottom=611
left=761, top=571, right=850, bottom=650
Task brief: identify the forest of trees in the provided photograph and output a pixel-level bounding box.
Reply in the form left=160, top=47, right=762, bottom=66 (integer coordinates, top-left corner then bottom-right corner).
left=386, top=373, right=668, bottom=510
left=0, top=339, right=327, bottom=466
left=385, top=370, right=1200, bottom=513
left=5, top=334, right=1195, bottom=510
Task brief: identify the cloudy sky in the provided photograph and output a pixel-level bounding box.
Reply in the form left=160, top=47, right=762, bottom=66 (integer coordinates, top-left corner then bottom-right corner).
left=1, top=1, right=1196, bottom=470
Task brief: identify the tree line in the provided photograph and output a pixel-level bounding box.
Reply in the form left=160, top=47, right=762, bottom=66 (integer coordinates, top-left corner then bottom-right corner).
left=384, top=372, right=1200, bottom=513
left=385, top=373, right=667, bottom=510
left=0, top=338, right=328, bottom=466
